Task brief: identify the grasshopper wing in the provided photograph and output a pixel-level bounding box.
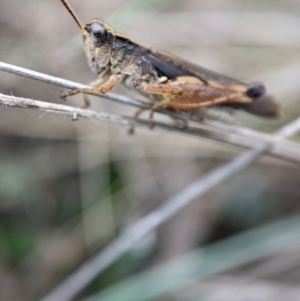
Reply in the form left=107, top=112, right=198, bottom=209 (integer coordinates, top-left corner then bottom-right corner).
left=146, top=49, right=280, bottom=117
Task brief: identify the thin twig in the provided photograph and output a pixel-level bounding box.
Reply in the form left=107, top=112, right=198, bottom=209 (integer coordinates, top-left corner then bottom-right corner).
left=1, top=92, right=300, bottom=163
left=40, top=114, right=300, bottom=301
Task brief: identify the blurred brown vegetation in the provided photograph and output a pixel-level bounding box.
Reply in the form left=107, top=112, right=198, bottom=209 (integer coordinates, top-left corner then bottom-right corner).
left=1, top=0, right=300, bottom=300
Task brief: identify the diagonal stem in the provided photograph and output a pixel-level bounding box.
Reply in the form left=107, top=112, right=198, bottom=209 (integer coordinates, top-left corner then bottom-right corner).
left=40, top=115, right=300, bottom=301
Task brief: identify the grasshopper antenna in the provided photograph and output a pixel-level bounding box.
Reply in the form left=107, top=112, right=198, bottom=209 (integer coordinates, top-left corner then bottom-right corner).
left=60, top=0, right=87, bottom=33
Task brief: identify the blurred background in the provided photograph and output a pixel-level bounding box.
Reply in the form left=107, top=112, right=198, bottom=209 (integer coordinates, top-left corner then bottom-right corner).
left=1, top=0, right=300, bottom=300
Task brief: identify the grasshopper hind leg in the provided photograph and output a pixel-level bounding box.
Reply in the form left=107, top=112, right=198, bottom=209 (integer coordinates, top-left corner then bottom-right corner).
left=132, top=77, right=182, bottom=127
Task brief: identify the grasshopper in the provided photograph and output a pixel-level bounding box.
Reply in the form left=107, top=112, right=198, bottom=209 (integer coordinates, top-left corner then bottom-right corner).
left=59, top=0, right=280, bottom=120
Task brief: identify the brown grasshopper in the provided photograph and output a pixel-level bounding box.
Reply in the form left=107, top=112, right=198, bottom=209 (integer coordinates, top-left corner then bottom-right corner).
left=59, top=0, right=280, bottom=120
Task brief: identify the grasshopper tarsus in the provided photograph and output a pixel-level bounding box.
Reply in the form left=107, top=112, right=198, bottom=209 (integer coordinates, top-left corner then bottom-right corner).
left=127, top=124, right=135, bottom=135
left=148, top=116, right=156, bottom=130
left=81, top=94, right=91, bottom=109
left=60, top=90, right=69, bottom=100
left=60, top=88, right=85, bottom=100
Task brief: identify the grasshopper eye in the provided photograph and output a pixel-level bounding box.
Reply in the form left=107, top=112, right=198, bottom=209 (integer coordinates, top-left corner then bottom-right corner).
left=246, top=84, right=266, bottom=98
left=85, top=22, right=108, bottom=47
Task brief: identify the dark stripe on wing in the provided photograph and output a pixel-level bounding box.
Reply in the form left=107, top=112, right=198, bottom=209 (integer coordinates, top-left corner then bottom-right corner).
left=146, top=49, right=246, bottom=86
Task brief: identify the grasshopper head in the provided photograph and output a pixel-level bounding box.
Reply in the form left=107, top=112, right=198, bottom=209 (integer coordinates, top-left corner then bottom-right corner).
left=60, top=0, right=115, bottom=73
left=84, top=19, right=115, bottom=48
left=82, top=19, right=115, bottom=73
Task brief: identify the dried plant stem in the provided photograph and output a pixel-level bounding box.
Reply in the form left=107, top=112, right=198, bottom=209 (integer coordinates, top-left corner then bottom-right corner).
left=0, top=92, right=300, bottom=163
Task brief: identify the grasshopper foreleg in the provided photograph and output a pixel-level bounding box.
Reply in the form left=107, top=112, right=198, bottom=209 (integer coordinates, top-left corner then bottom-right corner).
left=60, top=74, right=121, bottom=101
